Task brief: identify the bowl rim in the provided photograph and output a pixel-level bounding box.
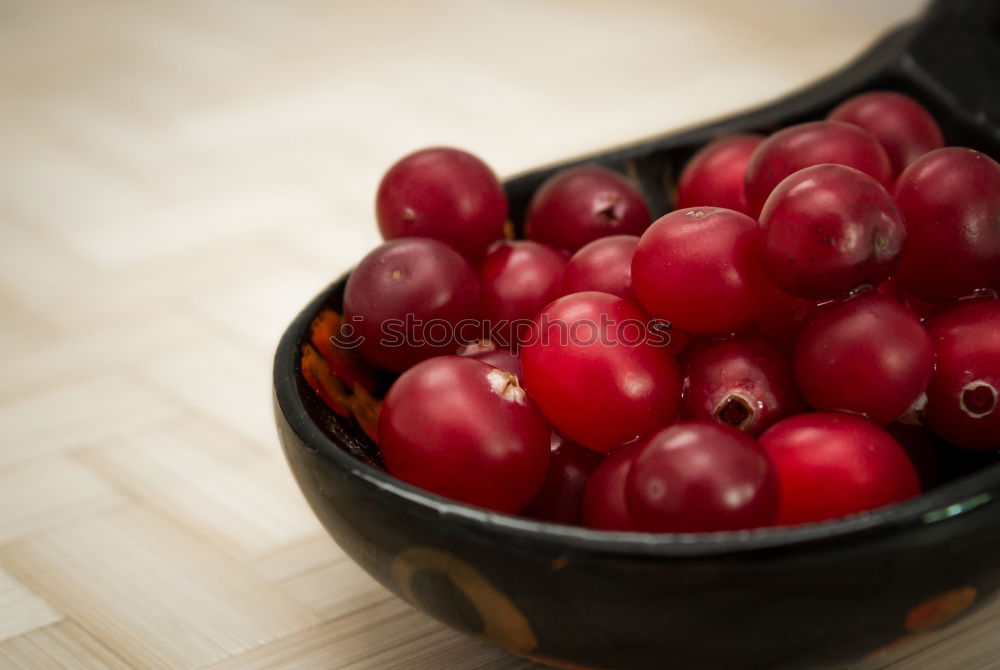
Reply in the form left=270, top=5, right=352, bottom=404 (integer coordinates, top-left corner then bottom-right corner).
left=274, top=276, right=1000, bottom=559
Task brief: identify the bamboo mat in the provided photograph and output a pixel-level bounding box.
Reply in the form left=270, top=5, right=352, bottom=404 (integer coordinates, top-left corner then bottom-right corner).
left=3, top=1, right=997, bottom=668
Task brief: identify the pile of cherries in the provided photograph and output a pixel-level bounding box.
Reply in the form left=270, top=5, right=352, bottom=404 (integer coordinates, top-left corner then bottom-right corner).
left=337, top=90, right=1000, bottom=533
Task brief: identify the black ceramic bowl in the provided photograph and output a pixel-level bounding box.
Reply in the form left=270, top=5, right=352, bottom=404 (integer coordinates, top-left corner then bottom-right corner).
left=274, top=3, right=1000, bottom=668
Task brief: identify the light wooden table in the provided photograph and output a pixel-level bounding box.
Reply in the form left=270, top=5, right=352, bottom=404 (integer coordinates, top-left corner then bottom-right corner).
left=2, top=1, right=998, bottom=668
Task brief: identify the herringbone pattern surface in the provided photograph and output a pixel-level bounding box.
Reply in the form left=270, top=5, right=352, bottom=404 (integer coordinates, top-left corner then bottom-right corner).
left=4, top=1, right=997, bottom=667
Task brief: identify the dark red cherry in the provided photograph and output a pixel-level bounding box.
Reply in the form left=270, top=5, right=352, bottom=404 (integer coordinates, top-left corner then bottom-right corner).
left=559, top=235, right=639, bottom=300
left=478, top=240, right=567, bottom=348
left=343, top=238, right=480, bottom=372
left=522, top=433, right=604, bottom=525
left=794, top=294, right=935, bottom=425
left=894, top=147, right=1000, bottom=303
left=759, top=164, right=905, bottom=300
left=676, top=134, right=762, bottom=214
left=525, top=165, right=651, bottom=253
left=379, top=356, right=550, bottom=514
left=828, top=91, right=944, bottom=176
left=760, top=413, right=920, bottom=525
left=632, top=207, right=769, bottom=335
left=924, top=298, right=1000, bottom=450
left=376, top=147, right=507, bottom=261
left=744, top=120, right=892, bottom=217
left=581, top=441, right=644, bottom=531
left=521, top=292, right=682, bottom=453
left=626, top=422, right=779, bottom=533
left=682, top=333, right=805, bottom=437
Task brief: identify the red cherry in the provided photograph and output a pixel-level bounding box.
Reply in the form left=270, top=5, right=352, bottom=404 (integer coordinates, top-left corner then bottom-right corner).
left=581, top=442, right=644, bottom=531
left=343, top=238, right=480, bottom=372
left=827, top=91, right=944, bottom=176
left=559, top=235, right=639, bottom=300
left=522, top=433, right=604, bottom=525
left=925, top=298, right=1000, bottom=450
left=894, top=147, right=1000, bottom=303
left=376, top=147, right=507, bottom=260
left=525, top=165, right=651, bottom=253
left=744, top=120, right=892, bottom=217
left=478, top=240, right=567, bottom=347
left=682, top=333, right=805, bottom=437
left=520, top=292, right=682, bottom=453
left=378, top=356, right=550, bottom=514
left=676, top=134, right=763, bottom=214
left=759, top=164, right=905, bottom=299
left=625, top=422, right=779, bottom=533
left=632, top=207, right=769, bottom=335
left=759, top=413, right=921, bottom=525
left=794, top=294, right=935, bottom=425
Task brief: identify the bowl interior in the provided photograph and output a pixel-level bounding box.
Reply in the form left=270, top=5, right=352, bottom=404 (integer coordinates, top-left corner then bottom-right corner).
left=274, top=7, right=1000, bottom=558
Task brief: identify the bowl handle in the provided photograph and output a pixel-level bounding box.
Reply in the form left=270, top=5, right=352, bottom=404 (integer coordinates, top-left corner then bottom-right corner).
left=904, top=0, right=1000, bottom=139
